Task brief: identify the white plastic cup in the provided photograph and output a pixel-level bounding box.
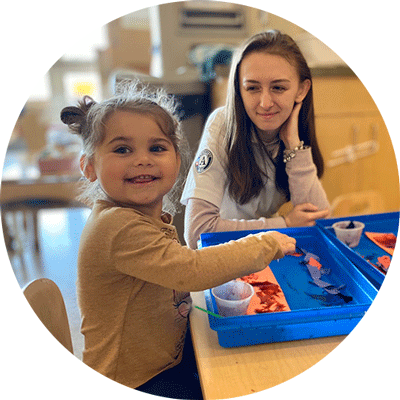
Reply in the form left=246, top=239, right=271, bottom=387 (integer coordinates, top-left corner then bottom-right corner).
left=332, top=220, right=365, bottom=248
left=211, top=280, right=254, bottom=317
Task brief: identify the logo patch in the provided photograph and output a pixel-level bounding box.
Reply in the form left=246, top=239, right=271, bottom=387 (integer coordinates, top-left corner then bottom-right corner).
left=195, top=149, right=213, bottom=174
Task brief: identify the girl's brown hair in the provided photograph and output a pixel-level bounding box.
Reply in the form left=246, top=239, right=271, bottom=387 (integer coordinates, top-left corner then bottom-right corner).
left=224, top=30, right=324, bottom=205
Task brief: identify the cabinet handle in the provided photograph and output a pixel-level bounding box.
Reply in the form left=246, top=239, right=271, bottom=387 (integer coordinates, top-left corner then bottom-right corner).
left=370, top=123, right=379, bottom=141
left=352, top=125, right=360, bottom=145
left=327, top=124, right=379, bottom=168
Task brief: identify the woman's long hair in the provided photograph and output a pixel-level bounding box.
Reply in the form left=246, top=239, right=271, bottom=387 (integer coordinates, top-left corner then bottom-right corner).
left=223, top=30, right=324, bottom=205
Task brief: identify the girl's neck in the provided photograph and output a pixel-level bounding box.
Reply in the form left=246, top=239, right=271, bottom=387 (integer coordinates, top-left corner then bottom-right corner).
left=107, top=197, right=164, bottom=221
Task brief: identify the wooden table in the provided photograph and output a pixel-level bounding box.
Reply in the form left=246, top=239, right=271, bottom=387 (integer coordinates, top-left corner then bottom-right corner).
left=189, top=291, right=345, bottom=400
left=1, top=149, right=82, bottom=204
left=1, top=149, right=84, bottom=250
left=1, top=175, right=82, bottom=203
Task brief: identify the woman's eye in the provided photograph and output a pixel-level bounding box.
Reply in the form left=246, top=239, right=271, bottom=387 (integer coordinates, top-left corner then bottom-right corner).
left=273, top=86, right=287, bottom=93
left=245, top=85, right=259, bottom=92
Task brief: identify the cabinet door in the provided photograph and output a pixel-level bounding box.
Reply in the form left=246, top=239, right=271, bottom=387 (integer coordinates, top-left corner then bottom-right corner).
left=313, top=76, right=378, bottom=115
left=316, top=114, right=399, bottom=211
left=357, top=116, right=399, bottom=211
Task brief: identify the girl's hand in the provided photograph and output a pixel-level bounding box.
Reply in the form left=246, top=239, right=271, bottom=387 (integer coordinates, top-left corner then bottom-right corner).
left=264, top=231, right=296, bottom=255
left=279, top=102, right=303, bottom=150
left=284, top=203, right=330, bottom=227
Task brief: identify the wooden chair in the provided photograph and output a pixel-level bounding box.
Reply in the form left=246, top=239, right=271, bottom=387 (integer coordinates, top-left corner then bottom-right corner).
left=330, top=190, right=385, bottom=217
left=23, top=278, right=74, bottom=354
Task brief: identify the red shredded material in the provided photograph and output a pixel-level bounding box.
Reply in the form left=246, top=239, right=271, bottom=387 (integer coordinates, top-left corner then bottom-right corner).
left=377, top=255, right=391, bottom=271
left=308, top=257, right=322, bottom=270
left=365, top=232, right=396, bottom=255
left=239, top=267, right=290, bottom=314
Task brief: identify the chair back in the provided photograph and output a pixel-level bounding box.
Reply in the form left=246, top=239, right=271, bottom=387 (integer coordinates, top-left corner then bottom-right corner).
left=23, top=278, right=73, bottom=353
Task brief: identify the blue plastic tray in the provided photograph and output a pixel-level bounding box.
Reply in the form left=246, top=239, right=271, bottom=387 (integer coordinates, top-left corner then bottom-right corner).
left=316, top=212, right=399, bottom=289
left=199, top=227, right=377, bottom=348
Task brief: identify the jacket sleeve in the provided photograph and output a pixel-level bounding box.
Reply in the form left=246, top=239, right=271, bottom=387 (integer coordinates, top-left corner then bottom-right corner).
left=112, top=217, right=284, bottom=292
left=285, top=148, right=330, bottom=210
left=184, top=198, right=286, bottom=249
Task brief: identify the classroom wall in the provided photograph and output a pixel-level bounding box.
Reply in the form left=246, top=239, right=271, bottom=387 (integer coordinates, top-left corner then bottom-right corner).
left=9, top=3, right=399, bottom=218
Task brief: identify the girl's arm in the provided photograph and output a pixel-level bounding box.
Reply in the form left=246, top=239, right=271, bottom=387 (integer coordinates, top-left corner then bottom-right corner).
left=113, top=217, right=294, bottom=292
left=184, top=198, right=286, bottom=249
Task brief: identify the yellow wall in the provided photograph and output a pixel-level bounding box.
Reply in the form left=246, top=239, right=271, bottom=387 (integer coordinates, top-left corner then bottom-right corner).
left=313, top=76, right=399, bottom=214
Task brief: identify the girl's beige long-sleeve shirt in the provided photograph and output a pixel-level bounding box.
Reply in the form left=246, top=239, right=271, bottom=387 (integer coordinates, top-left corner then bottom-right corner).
left=77, top=200, right=284, bottom=389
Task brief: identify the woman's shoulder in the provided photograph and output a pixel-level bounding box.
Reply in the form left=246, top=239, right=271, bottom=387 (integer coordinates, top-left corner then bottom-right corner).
left=205, top=106, right=225, bottom=128
left=201, top=107, right=227, bottom=149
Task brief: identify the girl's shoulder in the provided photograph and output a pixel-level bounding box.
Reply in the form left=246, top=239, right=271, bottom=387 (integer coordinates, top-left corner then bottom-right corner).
left=92, top=200, right=172, bottom=230
left=90, top=201, right=143, bottom=226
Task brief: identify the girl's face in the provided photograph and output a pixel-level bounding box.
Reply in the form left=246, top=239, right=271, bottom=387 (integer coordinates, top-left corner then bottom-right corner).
left=239, top=52, right=310, bottom=139
left=83, top=110, right=180, bottom=219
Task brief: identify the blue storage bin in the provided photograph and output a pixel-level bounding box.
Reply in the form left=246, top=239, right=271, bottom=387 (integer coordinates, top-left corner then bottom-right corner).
left=316, top=212, right=399, bottom=289
left=199, top=226, right=377, bottom=348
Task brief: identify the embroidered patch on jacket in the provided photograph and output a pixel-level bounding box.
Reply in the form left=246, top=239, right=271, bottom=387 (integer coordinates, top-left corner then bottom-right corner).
left=195, top=149, right=213, bottom=173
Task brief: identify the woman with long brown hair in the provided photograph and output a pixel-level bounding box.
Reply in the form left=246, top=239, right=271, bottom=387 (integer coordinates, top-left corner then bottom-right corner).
left=181, top=30, right=330, bottom=249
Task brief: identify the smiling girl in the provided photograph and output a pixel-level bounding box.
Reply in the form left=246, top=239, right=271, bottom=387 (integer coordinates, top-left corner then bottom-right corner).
left=60, top=80, right=296, bottom=398
left=181, top=30, right=330, bottom=249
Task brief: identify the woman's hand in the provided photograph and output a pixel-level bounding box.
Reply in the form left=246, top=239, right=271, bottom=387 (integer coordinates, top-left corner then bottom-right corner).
left=284, top=203, right=330, bottom=227
left=279, top=102, right=303, bottom=150
left=265, top=231, right=296, bottom=255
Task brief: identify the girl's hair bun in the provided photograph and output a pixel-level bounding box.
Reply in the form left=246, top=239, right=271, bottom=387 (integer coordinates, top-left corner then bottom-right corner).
left=60, top=96, right=96, bottom=135
left=60, top=106, right=86, bottom=125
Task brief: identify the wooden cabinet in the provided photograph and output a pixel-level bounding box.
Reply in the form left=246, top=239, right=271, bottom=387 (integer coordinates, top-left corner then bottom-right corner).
left=313, top=76, right=399, bottom=213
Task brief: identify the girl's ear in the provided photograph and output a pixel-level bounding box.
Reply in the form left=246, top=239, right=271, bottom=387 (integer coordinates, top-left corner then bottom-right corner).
left=295, top=79, right=311, bottom=103
left=80, top=155, right=97, bottom=182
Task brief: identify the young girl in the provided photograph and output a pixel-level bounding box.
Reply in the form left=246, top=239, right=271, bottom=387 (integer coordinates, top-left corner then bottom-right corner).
left=60, top=81, right=296, bottom=399
left=181, top=30, right=330, bottom=249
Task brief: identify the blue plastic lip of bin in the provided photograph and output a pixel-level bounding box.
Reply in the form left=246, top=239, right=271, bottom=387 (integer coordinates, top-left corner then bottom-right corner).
left=199, top=226, right=378, bottom=346
left=204, top=290, right=369, bottom=330
left=316, top=211, right=399, bottom=289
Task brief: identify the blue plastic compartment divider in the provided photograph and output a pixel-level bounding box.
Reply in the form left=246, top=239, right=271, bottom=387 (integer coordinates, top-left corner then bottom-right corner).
left=199, top=226, right=378, bottom=348
left=316, top=212, right=399, bottom=289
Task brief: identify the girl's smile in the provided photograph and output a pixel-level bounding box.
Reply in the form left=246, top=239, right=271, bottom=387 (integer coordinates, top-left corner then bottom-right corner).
left=125, top=174, right=160, bottom=185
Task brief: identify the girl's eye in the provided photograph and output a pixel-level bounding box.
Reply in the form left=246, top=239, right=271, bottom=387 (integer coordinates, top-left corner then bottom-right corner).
left=114, top=146, right=131, bottom=154
left=150, top=145, right=166, bottom=153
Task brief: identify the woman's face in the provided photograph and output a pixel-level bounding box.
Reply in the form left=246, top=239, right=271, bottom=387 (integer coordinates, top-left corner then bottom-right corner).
left=239, top=52, right=310, bottom=139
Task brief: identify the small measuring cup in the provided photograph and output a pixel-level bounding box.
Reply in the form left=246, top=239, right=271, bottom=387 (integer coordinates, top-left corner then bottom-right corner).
left=211, top=280, right=254, bottom=317
left=332, top=220, right=365, bottom=248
